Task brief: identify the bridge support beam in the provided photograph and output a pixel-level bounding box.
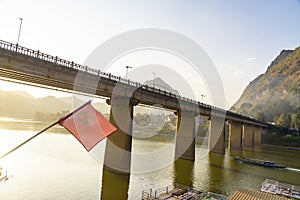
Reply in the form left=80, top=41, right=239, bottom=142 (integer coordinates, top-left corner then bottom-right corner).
left=253, top=127, right=262, bottom=146
left=228, top=122, right=242, bottom=149
left=208, top=118, right=225, bottom=154
left=103, top=98, right=136, bottom=175
left=242, top=125, right=254, bottom=147
left=175, top=111, right=196, bottom=161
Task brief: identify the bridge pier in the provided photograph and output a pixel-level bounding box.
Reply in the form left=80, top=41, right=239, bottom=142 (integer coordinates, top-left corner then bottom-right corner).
left=175, top=110, right=196, bottom=161
left=208, top=118, right=225, bottom=154
left=228, top=122, right=242, bottom=149
left=254, top=127, right=262, bottom=146
left=103, top=98, right=137, bottom=175
left=242, top=125, right=254, bottom=147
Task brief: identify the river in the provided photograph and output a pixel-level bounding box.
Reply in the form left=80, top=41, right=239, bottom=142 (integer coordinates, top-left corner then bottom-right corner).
left=0, top=119, right=299, bottom=199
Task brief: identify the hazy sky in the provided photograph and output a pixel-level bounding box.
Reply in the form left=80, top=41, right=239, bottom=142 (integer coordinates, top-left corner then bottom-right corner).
left=0, top=0, right=300, bottom=107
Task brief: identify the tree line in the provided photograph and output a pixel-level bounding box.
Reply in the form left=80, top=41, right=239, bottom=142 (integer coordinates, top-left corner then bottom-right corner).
left=34, top=110, right=70, bottom=122
left=232, top=100, right=300, bottom=130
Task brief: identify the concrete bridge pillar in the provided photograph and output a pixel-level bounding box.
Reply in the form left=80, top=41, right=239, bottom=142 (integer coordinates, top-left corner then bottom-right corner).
left=175, top=110, right=196, bottom=161
left=253, top=127, right=262, bottom=146
left=208, top=117, right=225, bottom=154
left=242, top=125, right=254, bottom=147
left=103, top=98, right=137, bottom=175
left=228, top=122, right=242, bottom=149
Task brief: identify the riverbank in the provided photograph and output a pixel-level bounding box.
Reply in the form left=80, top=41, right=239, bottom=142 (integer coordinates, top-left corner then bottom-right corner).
left=262, top=144, right=300, bottom=151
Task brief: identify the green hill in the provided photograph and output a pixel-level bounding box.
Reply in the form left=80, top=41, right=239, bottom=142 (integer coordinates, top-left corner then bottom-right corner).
left=232, top=46, right=300, bottom=129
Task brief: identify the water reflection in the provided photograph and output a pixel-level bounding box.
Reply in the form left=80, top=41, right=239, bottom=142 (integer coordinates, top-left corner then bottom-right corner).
left=0, top=124, right=299, bottom=199
left=207, top=153, right=225, bottom=194
left=174, top=158, right=194, bottom=187
left=101, top=169, right=130, bottom=200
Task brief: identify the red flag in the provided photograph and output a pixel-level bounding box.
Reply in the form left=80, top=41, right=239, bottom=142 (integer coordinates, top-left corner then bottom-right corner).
left=58, top=101, right=117, bottom=151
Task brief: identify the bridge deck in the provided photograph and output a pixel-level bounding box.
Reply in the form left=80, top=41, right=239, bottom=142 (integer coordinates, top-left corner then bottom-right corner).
left=0, top=39, right=268, bottom=127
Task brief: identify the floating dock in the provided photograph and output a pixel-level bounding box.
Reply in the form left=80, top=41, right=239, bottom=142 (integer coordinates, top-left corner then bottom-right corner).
left=261, top=179, right=300, bottom=199
left=142, top=180, right=300, bottom=200
left=141, top=184, right=227, bottom=200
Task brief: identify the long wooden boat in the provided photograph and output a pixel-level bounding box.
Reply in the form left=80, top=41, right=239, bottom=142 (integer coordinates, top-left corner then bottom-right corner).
left=233, top=156, right=287, bottom=169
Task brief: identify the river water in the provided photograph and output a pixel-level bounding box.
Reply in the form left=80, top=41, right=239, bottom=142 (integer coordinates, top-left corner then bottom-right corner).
left=0, top=119, right=299, bottom=199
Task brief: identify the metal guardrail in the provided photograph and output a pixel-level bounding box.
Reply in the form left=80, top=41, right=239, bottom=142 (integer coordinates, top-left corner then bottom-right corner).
left=0, top=39, right=268, bottom=126
left=0, top=40, right=209, bottom=106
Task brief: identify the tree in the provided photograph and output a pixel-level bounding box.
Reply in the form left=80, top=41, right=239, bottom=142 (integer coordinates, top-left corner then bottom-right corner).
left=230, top=106, right=237, bottom=112
left=253, top=111, right=266, bottom=122
left=240, top=110, right=249, bottom=116
left=166, top=114, right=176, bottom=125
left=159, top=123, right=175, bottom=134
left=291, top=113, right=300, bottom=130
left=134, top=113, right=151, bottom=126
left=276, top=113, right=292, bottom=128
left=240, top=103, right=253, bottom=110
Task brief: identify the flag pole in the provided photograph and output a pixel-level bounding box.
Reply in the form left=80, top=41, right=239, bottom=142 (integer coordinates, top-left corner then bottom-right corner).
left=0, top=121, right=58, bottom=160
left=0, top=101, right=95, bottom=159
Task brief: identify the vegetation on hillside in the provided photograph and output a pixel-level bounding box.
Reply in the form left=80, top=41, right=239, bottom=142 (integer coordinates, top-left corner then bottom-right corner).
left=263, top=127, right=300, bottom=148
left=232, top=46, right=300, bottom=130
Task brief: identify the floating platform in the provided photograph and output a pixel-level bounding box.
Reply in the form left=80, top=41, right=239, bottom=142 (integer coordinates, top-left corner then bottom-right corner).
left=141, top=183, right=227, bottom=200
left=261, top=179, right=300, bottom=199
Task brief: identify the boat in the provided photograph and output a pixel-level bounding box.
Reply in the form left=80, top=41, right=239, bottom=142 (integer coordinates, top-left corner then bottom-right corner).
left=0, top=167, right=8, bottom=183
left=261, top=179, right=300, bottom=199
left=0, top=167, right=12, bottom=183
left=233, top=156, right=287, bottom=169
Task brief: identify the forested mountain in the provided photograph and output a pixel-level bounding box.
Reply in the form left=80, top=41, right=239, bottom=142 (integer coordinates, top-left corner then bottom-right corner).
left=232, top=46, right=300, bottom=129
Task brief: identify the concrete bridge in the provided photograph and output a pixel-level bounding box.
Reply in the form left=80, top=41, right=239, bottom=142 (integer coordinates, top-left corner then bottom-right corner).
left=0, top=40, right=269, bottom=174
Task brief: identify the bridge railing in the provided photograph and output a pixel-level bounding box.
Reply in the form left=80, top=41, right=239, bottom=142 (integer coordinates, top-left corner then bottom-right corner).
left=0, top=40, right=202, bottom=103
left=0, top=39, right=268, bottom=126
left=0, top=40, right=222, bottom=111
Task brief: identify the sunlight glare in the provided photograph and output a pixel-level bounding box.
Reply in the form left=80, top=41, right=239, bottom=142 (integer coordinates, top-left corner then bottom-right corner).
left=0, top=79, right=72, bottom=99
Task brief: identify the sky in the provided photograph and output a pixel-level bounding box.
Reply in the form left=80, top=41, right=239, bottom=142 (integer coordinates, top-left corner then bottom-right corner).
left=0, top=0, right=300, bottom=108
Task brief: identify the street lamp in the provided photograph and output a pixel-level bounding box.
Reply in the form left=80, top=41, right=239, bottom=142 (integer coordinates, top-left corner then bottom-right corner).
left=17, top=18, right=23, bottom=45
left=201, top=94, right=206, bottom=102
left=153, top=72, right=156, bottom=87
left=125, top=66, right=132, bottom=79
